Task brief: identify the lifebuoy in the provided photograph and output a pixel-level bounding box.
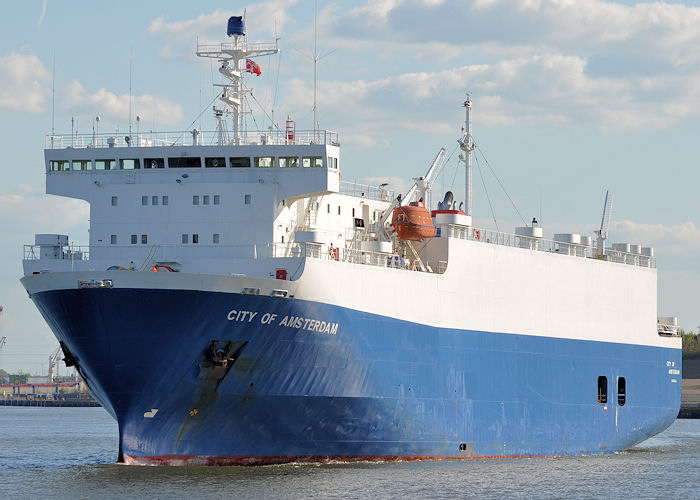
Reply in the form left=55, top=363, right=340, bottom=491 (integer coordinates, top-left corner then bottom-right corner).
left=151, top=264, right=175, bottom=272
left=474, top=230, right=480, bottom=241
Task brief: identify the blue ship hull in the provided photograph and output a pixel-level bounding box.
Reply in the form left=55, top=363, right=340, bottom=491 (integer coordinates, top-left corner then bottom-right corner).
left=31, top=287, right=681, bottom=465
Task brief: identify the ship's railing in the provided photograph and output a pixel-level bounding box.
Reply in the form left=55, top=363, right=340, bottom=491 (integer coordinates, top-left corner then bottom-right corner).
left=340, top=181, right=394, bottom=202
left=45, top=129, right=339, bottom=149
left=23, top=244, right=90, bottom=262
left=441, top=225, right=657, bottom=268
left=196, top=41, right=279, bottom=56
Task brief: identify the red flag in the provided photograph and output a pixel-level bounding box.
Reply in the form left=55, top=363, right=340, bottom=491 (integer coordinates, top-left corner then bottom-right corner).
left=246, top=58, right=261, bottom=76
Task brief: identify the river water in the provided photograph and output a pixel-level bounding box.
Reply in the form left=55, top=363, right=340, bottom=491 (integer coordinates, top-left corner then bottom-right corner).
left=0, top=407, right=697, bottom=499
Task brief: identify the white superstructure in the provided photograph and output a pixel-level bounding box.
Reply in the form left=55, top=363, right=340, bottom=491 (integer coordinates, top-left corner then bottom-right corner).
left=23, top=16, right=676, bottom=355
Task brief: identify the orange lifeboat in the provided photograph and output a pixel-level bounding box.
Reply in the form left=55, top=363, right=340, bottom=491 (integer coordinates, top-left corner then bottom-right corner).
left=391, top=201, right=437, bottom=241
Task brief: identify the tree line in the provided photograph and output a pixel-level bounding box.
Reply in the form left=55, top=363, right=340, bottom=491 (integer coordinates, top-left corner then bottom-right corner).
left=680, top=329, right=700, bottom=358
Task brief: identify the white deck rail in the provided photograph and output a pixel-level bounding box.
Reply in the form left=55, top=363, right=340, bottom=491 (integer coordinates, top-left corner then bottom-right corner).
left=45, top=129, right=339, bottom=149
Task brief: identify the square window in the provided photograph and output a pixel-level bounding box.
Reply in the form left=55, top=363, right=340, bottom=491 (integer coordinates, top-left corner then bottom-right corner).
left=205, top=157, right=225, bottom=168
left=182, top=234, right=188, bottom=244
left=142, top=196, right=148, bottom=206
left=254, top=156, right=274, bottom=168
left=162, top=196, right=169, bottom=206
left=119, top=159, right=140, bottom=170
left=244, top=194, right=251, bottom=205
left=50, top=160, right=70, bottom=171
left=213, top=233, right=220, bottom=244
left=144, top=158, right=164, bottom=169
left=141, top=234, right=148, bottom=244
left=192, top=234, right=199, bottom=244
left=213, top=195, right=220, bottom=205
left=203, top=195, right=210, bottom=205
left=110, top=234, right=117, bottom=245
left=230, top=157, right=251, bottom=168
left=193, top=195, right=199, bottom=205
left=95, top=159, right=115, bottom=170
left=73, top=160, right=91, bottom=171
left=302, top=156, right=323, bottom=168
left=111, top=196, right=118, bottom=206
left=168, top=157, right=201, bottom=168
left=131, top=234, right=137, bottom=245
left=279, top=156, right=300, bottom=168
left=152, top=196, right=158, bottom=206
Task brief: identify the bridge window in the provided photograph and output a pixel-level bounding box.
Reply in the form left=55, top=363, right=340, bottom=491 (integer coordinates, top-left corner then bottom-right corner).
left=162, top=196, right=169, bottom=205
left=597, top=376, right=608, bottom=404
left=120, top=159, right=140, bottom=170
left=141, top=234, right=148, bottom=244
left=244, top=194, right=251, bottom=205
left=327, top=157, right=338, bottom=169
left=142, top=196, right=148, bottom=206
left=152, top=196, right=158, bottom=206
left=169, top=157, right=201, bottom=168
left=213, top=233, right=220, bottom=244
left=338, top=206, right=341, bottom=215
left=182, top=234, right=188, bottom=244
left=49, top=160, right=70, bottom=171
left=144, top=158, right=164, bottom=169
left=72, top=160, right=91, bottom=171
left=302, top=156, right=323, bottom=168
left=213, top=195, right=220, bottom=205
left=255, top=156, right=274, bottom=168
left=95, top=159, right=115, bottom=170
left=205, top=157, right=225, bottom=168
left=110, top=235, right=117, bottom=245
left=278, top=156, right=299, bottom=168
left=131, top=234, right=137, bottom=244
left=618, top=377, right=626, bottom=406
left=230, top=157, right=250, bottom=168
left=193, top=195, right=199, bottom=205
left=192, top=234, right=199, bottom=244
left=111, top=196, right=118, bottom=206
left=203, top=195, right=210, bottom=205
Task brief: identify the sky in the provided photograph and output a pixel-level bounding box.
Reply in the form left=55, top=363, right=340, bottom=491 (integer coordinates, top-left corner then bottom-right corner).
left=1, top=0, right=699, bottom=374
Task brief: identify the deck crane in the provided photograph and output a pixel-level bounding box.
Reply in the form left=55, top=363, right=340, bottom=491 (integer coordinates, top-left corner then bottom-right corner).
left=595, top=190, right=613, bottom=257
left=376, top=148, right=448, bottom=242
left=402, top=148, right=448, bottom=209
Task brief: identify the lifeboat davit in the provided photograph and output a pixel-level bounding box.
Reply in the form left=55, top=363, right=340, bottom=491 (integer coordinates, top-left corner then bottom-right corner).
left=391, top=201, right=437, bottom=241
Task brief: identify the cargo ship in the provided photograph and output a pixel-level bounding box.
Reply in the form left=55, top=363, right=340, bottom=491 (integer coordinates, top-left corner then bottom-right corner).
left=21, top=17, right=681, bottom=465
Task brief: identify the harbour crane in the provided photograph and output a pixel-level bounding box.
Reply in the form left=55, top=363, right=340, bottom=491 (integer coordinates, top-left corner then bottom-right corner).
left=48, top=346, right=62, bottom=382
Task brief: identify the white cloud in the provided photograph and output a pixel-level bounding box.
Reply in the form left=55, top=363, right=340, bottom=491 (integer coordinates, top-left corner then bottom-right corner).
left=146, top=0, right=297, bottom=50
left=62, top=81, right=184, bottom=126
left=611, top=220, right=700, bottom=255
left=0, top=189, right=89, bottom=237
left=0, top=52, right=51, bottom=113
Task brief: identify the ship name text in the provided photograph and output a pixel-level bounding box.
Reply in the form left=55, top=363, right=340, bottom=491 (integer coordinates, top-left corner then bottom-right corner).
left=227, top=309, right=338, bottom=335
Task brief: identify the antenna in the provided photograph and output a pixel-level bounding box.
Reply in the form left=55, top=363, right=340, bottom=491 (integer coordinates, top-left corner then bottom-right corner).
left=294, top=1, right=337, bottom=136
left=128, top=48, right=133, bottom=144
left=313, top=0, right=317, bottom=133
left=51, top=49, right=55, bottom=143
